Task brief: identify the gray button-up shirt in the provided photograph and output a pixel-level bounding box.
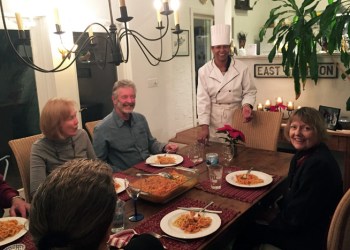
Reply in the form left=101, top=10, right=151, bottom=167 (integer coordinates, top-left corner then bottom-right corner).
left=93, top=110, right=166, bottom=171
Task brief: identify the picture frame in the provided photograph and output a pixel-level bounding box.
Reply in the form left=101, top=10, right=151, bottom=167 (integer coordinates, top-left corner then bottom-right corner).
left=319, top=105, right=341, bottom=131
left=172, top=29, right=189, bottom=56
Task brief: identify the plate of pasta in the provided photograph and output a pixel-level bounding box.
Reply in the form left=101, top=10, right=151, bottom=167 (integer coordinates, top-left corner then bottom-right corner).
left=113, top=178, right=126, bottom=194
left=0, top=217, right=28, bottom=246
left=226, top=170, right=273, bottom=188
left=146, top=154, right=183, bottom=167
left=160, top=210, right=221, bottom=239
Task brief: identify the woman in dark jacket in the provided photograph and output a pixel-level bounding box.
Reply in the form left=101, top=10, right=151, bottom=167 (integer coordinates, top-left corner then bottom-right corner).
left=234, top=107, right=343, bottom=250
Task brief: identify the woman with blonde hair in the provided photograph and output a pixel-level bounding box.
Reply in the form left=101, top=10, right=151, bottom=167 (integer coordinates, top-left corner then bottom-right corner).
left=30, top=98, right=95, bottom=197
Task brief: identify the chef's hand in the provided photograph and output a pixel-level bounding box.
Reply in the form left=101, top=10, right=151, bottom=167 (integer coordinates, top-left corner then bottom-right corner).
left=197, top=125, right=209, bottom=144
left=242, top=105, right=253, bottom=122
left=164, top=143, right=178, bottom=153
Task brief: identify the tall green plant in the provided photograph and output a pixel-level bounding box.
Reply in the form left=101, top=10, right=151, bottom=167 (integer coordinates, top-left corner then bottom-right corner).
left=259, top=0, right=321, bottom=99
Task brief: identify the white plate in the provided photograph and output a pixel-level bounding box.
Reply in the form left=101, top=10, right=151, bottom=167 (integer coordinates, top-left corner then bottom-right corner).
left=160, top=209, right=221, bottom=239
left=0, top=217, right=28, bottom=246
left=113, top=178, right=126, bottom=194
left=145, top=154, right=183, bottom=167
left=225, top=170, right=273, bottom=188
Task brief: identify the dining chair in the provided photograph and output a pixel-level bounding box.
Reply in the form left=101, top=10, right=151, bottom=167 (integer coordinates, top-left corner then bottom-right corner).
left=8, top=134, right=43, bottom=202
left=232, top=109, right=283, bottom=151
left=327, top=188, right=350, bottom=250
left=85, top=120, right=101, bottom=141
left=0, top=155, right=10, bottom=180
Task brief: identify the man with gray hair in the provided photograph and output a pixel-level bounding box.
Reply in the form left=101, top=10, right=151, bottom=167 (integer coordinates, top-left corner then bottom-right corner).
left=93, top=79, right=178, bottom=171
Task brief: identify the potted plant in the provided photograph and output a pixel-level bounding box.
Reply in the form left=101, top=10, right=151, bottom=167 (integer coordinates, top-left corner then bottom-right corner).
left=259, top=0, right=322, bottom=100
left=216, top=124, right=245, bottom=157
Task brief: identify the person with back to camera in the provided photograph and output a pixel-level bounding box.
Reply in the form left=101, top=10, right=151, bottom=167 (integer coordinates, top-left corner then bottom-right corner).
left=0, top=174, right=30, bottom=218
left=29, top=158, right=164, bottom=250
left=196, top=24, right=257, bottom=143
left=233, top=107, right=343, bottom=250
left=30, top=98, right=96, bottom=197
left=93, top=79, right=178, bottom=172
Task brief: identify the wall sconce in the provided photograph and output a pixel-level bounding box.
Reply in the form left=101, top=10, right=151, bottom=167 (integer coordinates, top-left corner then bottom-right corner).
left=235, top=0, right=252, bottom=10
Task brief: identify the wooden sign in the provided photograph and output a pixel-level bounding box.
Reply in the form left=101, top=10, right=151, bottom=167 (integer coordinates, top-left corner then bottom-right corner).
left=254, top=63, right=338, bottom=78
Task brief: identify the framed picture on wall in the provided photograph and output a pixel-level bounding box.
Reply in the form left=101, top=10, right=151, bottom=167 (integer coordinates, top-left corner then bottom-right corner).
left=319, top=105, right=341, bottom=131
left=172, top=29, right=189, bottom=56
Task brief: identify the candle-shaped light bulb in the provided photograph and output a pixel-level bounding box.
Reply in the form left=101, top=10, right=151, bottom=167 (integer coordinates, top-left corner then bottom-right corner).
left=265, top=99, right=271, bottom=109
left=15, top=12, right=24, bottom=31
left=54, top=8, right=61, bottom=26
left=287, top=101, right=294, bottom=111
left=170, top=0, right=180, bottom=25
left=276, top=97, right=283, bottom=105
left=119, top=0, right=126, bottom=7
left=88, top=27, right=93, bottom=38
left=257, top=103, right=263, bottom=111
left=153, top=0, right=162, bottom=24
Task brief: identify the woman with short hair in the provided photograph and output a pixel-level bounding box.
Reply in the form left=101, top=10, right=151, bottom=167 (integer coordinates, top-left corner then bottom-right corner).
left=234, top=107, right=343, bottom=250
left=30, top=98, right=95, bottom=197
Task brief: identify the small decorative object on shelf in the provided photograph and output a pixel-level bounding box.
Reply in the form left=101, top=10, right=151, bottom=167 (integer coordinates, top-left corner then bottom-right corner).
left=235, top=0, right=252, bottom=10
left=216, top=124, right=245, bottom=158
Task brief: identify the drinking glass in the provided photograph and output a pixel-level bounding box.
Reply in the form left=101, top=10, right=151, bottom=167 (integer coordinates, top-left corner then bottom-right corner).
left=125, top=179, right=144, bottom=222
left=222, top=144, right=233, bottom=165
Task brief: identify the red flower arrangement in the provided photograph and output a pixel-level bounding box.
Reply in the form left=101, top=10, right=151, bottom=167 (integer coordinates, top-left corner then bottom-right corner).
left=216, top=124, right=245, bottom=145
left=269, top=103, right=287, bottom=112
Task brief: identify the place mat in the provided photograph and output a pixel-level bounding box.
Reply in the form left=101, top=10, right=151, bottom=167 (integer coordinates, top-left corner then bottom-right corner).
left=133, top=197, right=239, bottom=250
left=113, top=172, right=137, bottom=202
left=133, top=155, right=196, bottom=173
left=196, top=167, right=282, bottom=203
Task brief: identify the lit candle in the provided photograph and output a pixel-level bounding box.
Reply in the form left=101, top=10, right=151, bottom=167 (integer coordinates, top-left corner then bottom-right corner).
left=119, top=0, right=126, bottom=7
left=257, top=103, right=263, bottom=111
left=54, top=8, right=61, bottom=26
left=276, top=97, right=283, bottom=105
left=265, top=99, right=271, bottom=109
left=297, top=106, right=302, bottom=109
left=15, top=12, right=24, bottom=31
left=287, top=101, right=294, bottom=111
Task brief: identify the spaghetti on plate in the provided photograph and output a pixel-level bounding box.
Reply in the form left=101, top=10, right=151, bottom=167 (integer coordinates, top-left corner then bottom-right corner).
left=0, top=219, right=24, bottom=242
left=173, top=211, right=212, bottom=233
left=235, top=173, right=264, bottom=185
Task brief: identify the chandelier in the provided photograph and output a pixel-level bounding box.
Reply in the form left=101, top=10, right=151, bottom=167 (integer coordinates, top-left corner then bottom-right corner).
left=0, top=0, right=183, bottom=73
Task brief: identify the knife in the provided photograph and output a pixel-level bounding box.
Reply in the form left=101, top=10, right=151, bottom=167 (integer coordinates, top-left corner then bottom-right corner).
left=177, top=207, right=222, bottom=214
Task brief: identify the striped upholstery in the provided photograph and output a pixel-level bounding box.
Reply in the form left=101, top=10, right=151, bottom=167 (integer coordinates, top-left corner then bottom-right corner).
left=232, top=109, right=283, bottom=151
left=8, top=134, right=42, bottom=202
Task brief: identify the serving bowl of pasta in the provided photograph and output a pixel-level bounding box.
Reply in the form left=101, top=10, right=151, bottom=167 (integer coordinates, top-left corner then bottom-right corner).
left=131, top=167, right=199, bottom=203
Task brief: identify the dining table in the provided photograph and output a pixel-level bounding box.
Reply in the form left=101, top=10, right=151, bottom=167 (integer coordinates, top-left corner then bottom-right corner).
left=2, top=142, right=293, bottom=250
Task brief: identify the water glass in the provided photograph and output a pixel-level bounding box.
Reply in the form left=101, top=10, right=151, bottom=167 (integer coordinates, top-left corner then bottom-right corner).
left=187, top=142, right=204, bottom=164
left=111, top=199, right=125, bottom=233
left=207, top=164, right=223, bottom=190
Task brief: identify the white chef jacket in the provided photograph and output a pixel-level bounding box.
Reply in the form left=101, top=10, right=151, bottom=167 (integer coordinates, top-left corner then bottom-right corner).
left=197, top=57, right=257, bottom=138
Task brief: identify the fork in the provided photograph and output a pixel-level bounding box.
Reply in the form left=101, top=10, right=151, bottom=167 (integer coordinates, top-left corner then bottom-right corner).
left=148, top=232, right=187, bottom=243
left=242, top=167, right=253, bottom=179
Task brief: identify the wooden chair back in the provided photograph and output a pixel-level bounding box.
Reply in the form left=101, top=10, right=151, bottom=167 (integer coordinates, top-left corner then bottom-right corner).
left=8, top=134, right=43, bottom=202
left=327, top=188, right=350, bottom=250
left=232, top=109, right=283, bottom=151
left=85, top=120, right=101, bottom=140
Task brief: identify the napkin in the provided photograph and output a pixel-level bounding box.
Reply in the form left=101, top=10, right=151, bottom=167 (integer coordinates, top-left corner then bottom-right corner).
left=108, top=229, right=138, bottom=249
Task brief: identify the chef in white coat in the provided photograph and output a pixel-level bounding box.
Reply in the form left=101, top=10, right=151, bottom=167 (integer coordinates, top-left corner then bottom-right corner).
left=197, top=24, right=257, bottom=142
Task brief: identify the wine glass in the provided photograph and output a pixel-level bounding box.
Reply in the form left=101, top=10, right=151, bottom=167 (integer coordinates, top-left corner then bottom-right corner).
left=125, top=179, right=144, bottom=222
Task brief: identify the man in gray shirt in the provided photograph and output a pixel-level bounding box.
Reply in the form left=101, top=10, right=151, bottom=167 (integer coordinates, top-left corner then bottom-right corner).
left=93, top=79, right=178, bottom=172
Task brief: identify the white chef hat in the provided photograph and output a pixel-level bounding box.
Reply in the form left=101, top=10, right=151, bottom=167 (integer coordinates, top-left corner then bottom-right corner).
left=211, top=24, right=230, bottom=46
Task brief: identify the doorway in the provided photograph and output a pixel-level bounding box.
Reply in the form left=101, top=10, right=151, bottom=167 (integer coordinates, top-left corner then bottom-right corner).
left=193, top=15, right=213, bottom=93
